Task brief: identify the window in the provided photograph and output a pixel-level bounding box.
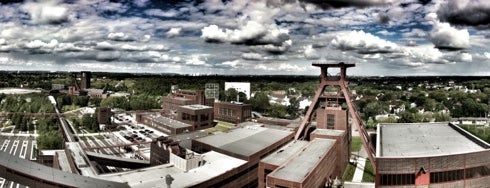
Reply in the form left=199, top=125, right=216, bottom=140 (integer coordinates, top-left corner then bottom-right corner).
left=327, top=114, right=335, bottom=129
left=431, top=169, right=464, bottom=183
left=379, top=174, right=415, bottom=185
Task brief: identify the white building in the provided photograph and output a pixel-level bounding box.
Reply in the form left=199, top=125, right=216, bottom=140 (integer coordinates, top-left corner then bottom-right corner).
left=225, top=82, right=251, bottom=99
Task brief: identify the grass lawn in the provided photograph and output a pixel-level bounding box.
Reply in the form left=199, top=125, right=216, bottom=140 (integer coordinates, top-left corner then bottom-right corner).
left=362, top=160, right=375, bottom=182
left=205, top=121, right=236, bottom=134
left=351, top=136, right=361, bottom=152
left=342, top=162, right=356, bottom=181
left=1, top=127, right=12, bottom=132
left=95, top=135, right=105, bottom=139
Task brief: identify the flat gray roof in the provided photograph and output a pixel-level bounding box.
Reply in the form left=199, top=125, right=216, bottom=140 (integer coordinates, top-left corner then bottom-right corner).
left=378, top=123, right=487, bottom=157
left=261, top=140, right=309, bottom=166
left=180, top=104, right=213, bottom=110
left=312, top=129, right=345, bottom=136
left=195, top=125, right=293, bottom=158
left=56, top=151, right=73, bottom=173
left=268, top=138, right=336, bottom=182
left=98, top=151, right=246, bottom=188
left=145, top=114, right=192, bottom=129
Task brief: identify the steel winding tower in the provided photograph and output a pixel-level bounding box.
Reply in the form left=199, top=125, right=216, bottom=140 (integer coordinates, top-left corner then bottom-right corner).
left=294, top=62, right=376, bottom=169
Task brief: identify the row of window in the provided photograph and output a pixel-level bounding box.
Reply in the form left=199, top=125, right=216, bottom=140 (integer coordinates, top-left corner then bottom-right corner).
left=379, top=165, right=490, bottom=185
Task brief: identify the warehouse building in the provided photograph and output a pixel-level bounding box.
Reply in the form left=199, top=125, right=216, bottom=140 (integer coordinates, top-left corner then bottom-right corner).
left=376, top=123, right=490, bottom=187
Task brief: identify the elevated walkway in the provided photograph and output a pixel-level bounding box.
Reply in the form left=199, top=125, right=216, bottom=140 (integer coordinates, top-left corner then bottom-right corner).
left=86, top=151, right=151, bottom=169
left=0, top=150, right=129, bottom=188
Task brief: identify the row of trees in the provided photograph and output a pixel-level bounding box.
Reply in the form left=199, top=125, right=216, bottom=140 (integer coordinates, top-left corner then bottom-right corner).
left=99, top=95, right=160, bottom=111
left=36, top=116, right=64, bottom=150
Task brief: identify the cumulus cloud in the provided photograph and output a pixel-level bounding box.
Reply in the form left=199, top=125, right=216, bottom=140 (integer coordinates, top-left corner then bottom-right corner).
left=255, top=63, right=306, bottom=72
left=437, top=0, right=490, bottom=28
left=221, top=60, right=242, bottom=68
left=241, top=52, right=263, bottom=60
left=185, top=55, right=207, bottom=66
left=303, top=45, right=320, bottom=60
left=301, top=0, right=391, bottom=9
left=331, top=30, right=400, bottom=54
left=255, top=40, right=293, bottom=54
left=426, top=13, right=470, bottom=50
left=166, top=28, right=182, bottom=38
left=202, top=21, right=289, bottom=43
left=107, top=32, right=135, bottom=41
left=402, top=28, right=426, bottom=38
left=145, top=9, right=180, bottom=18
left=21, top=0, right=69, bottom=24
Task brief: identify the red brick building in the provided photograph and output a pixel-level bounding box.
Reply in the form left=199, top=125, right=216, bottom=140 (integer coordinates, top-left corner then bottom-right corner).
left=214, top=101, right=251, bottom=123
left=177, top=105, right=214, bottom=130
left=161, top=90, right=214, bottom=116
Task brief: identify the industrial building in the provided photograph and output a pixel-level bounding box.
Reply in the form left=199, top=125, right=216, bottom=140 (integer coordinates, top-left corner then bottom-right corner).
left=135, top=113, right=193, bottom=135
left=376, top=122, right=490, bottom=187
left=161, top=90, right=214, bottom=116
left=192, top=124, right=295, bottom=187
left=214, top=101, right=252, bottom=123
left=80, top=71, right=91, bottom=90
left=260, top=63, right=360, bottom=188
left=177, top=104, right=215, bottom=130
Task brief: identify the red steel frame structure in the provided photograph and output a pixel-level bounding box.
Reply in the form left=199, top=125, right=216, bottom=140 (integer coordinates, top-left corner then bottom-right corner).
left=294, top=62, right=376, bottom=169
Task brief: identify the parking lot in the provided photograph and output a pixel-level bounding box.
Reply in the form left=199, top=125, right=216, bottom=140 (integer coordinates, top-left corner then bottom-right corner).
left=0, top=135, right=37, bottom=188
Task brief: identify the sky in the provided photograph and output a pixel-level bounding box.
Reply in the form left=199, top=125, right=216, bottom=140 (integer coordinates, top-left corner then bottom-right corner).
left=0, top=0, right=489, bottom=76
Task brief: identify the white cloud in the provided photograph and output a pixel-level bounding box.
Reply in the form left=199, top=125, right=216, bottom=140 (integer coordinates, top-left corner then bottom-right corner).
left=145, top=9, right=180, bottom=18
left=25, top=39, right=58, bottom=49
left=185, top=55, right=207, bottom=66
left=255, top=39, right=293, bottom=54
left=485, top=52, right=490, bottom=59
left=331, top=30, right=400, bottom=53
left=426, top=13, right=470, bottom=49
left=303, top=45, right=320, bottom=60
left=241, top=53, right=263, bottom=61
left=201, top=25, right=228, bottom=42
left=201, top=20, right=289, bottom=44
left=254, top=63, right=306, bottom=72
left=377, top=30, right=396, bottom=36
left=108, top=32, right=135, bottom=41
left=221, top=60, right=242, bottom=68
left=402, top=28, right=426, bottom=38
left=95, top=41, right=116, bottom=51
left=166, top=28, right=182, bottom=38
left=21, top=0, right=69, bottom=24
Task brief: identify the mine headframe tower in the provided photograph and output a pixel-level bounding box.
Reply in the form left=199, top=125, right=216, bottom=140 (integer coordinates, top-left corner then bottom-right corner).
left=294, top=62, right=376, bottom=169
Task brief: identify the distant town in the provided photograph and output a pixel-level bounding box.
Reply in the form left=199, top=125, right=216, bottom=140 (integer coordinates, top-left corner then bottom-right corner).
left=0, top=64, right=490, bottom=188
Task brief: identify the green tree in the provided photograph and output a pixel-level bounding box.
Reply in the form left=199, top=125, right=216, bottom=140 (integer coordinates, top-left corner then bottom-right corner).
left=82, top=114, right=98, bottom=132
left=250, top=92, right=270, bottom=113
left=269, top=104, right=287, bottom=118
left=37, top=131, right=64, bottom=150
left=287, top=97, right=300, bottom=118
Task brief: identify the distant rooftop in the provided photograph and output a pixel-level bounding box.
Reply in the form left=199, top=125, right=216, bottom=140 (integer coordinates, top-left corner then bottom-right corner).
left=180, top=104, right=213, bottom=110
left=97, top=151, right=246, bottom=188
left=145, top=114, right=192, bottom=129
left=261, top=140, right=309, bottom=166
left=268, top=138, right=336, bottom=182
left=378, top=123, right=489, bottom=157
left=195, top=125, right=293, bottom=158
